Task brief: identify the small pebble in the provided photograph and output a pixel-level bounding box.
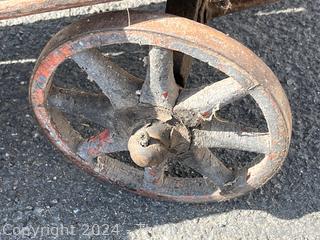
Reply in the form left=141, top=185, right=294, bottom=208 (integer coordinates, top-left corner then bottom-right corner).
left=33, top=207, right=45, bottom=215
left=50, top=199, right=58, bottom=205
left=73, top=208, right=80, bottom=214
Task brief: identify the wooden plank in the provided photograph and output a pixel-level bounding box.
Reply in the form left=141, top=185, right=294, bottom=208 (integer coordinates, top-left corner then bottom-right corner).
left=0, top=0, right=116, bottom=20
left=165, top=0, right=204, bottom=87
left=206, top=0, right=279, bottom=19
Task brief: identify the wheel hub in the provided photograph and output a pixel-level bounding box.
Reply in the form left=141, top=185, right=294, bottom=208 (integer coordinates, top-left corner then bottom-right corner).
left=128, top=121, right=172, bottom=168
left=128, top=120, right=191, bottom=168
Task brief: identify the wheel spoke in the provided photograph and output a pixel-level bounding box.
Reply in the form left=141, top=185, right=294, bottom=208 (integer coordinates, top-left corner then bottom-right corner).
left=72, top=49, right=142, bottom=110
left=143, top=162, right=166, bottom=189
left=48, top=86, right=114, bottom=127
left=192, top=121, right=271, bottom=154
left=173, top=77, right=248, bottom=125
left=181, top=148, right=234, bottom=188
left=140, top=46, right=180, bottom=109
left=77, top=129, right=129, bottom=161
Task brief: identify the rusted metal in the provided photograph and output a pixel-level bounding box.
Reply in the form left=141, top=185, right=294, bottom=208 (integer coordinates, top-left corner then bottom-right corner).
left=165, top=0, right=279, bottom=87
left=0, top=0, right=116, bottom=20
left=29, top=11, right=291, bottom=202
left=128, top=122, right=172, bottom=168
left=128, top=121, right=175, bottom=189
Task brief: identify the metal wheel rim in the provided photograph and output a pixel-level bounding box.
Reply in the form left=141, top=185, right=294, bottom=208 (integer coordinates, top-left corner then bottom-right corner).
left=29, top=11, right=292, bottom=202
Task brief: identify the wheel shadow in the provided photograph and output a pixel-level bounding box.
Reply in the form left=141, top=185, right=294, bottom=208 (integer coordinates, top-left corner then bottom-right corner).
left=0, top=0, right=319, bottom=239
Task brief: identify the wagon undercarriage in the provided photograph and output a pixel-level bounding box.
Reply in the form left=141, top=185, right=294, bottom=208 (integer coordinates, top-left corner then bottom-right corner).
left=0, top=0, right=278, bottom=21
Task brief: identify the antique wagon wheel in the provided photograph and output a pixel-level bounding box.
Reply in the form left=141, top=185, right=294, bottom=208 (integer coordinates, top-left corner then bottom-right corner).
left=29, top=11, right=291, bottom=202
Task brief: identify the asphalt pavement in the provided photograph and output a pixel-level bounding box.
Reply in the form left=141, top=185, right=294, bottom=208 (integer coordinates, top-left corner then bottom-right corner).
left=0, top=0, right=319, bottom=239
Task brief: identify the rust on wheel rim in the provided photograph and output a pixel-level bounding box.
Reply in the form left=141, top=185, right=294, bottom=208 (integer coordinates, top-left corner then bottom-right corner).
left=29, top=11, right=292, bottom=202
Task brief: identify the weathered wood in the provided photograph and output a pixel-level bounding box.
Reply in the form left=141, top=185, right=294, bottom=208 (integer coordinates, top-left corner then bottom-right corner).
left=192, top=128, right=271, bottom=154
left=0, top=0, right=116, bottom=20
left=167, top=0, right=279, bottom=22
left=140, top=47, right=180, bottom=110
left=165, top=0, right=204, bottom=87
left=0, top=0, right=279, bottom=21
left=173, top=77, right=248, bottom=126
left=181, top=148, right=234, bottom=187
left=204, top=0, right=279, bottom=20
left=48, top=86, right=114, bottom=127
left=73, top=49, right=142, bottom=110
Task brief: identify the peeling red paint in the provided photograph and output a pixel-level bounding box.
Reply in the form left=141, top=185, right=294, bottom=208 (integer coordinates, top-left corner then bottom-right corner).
left=88, top=147, right=99, bottom=156
left=201, top=111, right=211, bottom=118
left=162, top=91, right=169, bottom=99
left=87, top=129, right=111, bottom=157
left=39, top=46, right=72, bottom=73
left=89, top=129, right=109, bottom=142
left=32, top=89, right=45, bottom=105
